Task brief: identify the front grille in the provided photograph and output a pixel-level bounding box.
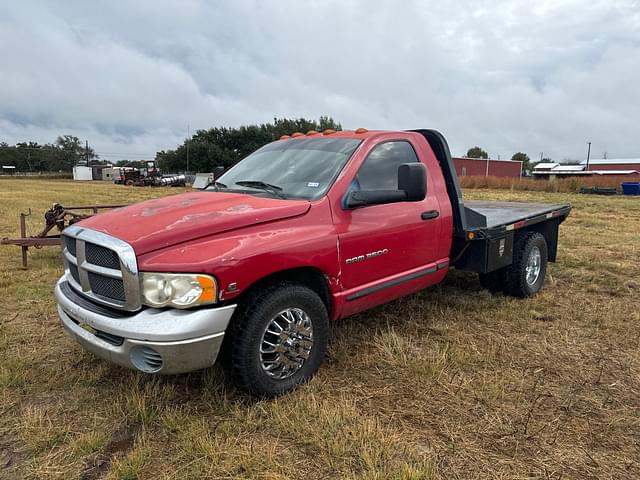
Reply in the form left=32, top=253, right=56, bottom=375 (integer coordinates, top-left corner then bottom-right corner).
left=69, top=263, right=80, bottom=284
left=85, top=242, right=120, bottom=269
left=88, top=272, right=126, bottom=302
left=61, top=227, right=140, bottom=311
left=59, top=281, right=129, bottom=319
left=64, top=236, right=77, bottom=257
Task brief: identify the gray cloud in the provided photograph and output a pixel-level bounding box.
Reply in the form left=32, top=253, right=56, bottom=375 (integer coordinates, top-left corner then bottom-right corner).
left=1, top=0, right=639, bottom=161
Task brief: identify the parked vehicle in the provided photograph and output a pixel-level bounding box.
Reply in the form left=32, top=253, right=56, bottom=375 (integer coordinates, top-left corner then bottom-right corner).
left=54, top=129, right=571, bottom=396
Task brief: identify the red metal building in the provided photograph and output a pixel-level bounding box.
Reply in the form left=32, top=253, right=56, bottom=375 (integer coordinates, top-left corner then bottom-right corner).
left=585, top=158, right=640, bottom=172
left=453, top=157, right=522, bottom=178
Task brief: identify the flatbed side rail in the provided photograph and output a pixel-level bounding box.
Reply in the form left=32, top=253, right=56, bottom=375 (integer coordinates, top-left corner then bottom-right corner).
left=469, top=205, right=572, bottom=241
left=490, top=205, right=571, bottom=236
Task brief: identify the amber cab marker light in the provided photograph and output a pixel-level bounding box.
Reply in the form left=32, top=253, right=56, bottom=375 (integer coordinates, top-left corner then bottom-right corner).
left=306, top=130, right=319, bottom=136
left=355, top=127, right=368, bottom=134
left=291, top=132, right=304, bottom=138
left=468, top=232, right=475, bottom=240
left=279, top=135, right=290, bottom=140
left=322, top=129, right=336, bottom=135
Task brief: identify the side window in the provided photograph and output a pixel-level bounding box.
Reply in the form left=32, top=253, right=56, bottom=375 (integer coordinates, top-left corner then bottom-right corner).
left=355, top=141, right=419, bottom=190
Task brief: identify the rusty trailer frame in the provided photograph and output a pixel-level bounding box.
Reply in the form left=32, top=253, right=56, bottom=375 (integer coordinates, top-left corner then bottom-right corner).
left=1, top=204, right=126, bottom=268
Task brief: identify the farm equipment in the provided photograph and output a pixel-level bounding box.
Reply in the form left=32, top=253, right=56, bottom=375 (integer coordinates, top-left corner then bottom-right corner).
left=1, top=203, right=126, bottom=268
left=113, top=160, right=186, bottom=187
left=579, top=186, right=617, bottom=195
left=157, top=174, right=187, bottom=186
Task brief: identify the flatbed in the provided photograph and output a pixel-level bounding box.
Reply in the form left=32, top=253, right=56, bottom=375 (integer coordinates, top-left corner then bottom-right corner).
left=464, top=200, right=571, bottom=230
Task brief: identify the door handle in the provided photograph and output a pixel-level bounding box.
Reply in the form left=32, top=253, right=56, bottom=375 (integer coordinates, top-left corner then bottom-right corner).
left=421, top=210, right=439, bottom=220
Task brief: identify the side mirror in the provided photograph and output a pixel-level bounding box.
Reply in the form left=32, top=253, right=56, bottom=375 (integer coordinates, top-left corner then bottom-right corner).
left=398, top=163, right=426, bottom=201
left=344, top=162, right=427, bottom=209
left=345, top=189, right=407, bottom=209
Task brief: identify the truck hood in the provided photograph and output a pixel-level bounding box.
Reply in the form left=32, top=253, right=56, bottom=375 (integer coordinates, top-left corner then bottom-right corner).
left=78, top=192, right=311, bottom=254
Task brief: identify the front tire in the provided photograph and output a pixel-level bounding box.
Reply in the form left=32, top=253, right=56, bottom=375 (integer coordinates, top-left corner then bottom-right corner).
left=223, top=282, right=329, bottom=397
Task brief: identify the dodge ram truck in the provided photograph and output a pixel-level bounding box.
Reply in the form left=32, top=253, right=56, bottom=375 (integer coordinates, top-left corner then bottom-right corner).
left=54, top=128, right=571, bottom=396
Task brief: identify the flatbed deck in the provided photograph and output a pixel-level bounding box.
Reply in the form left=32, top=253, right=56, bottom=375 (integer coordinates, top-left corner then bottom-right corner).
left=465, top=201, right=571, bottom=230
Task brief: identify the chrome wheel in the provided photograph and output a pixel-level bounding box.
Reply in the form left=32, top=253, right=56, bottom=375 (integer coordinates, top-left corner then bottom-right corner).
left=526, top=246, right=542, bottom=286
left=260, top=308, right=314, bottom=380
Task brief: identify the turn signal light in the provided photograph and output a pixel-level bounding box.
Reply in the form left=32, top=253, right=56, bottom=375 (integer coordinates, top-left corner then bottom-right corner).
left=196, top=275, right=216, bottom=303
left=306, top=130, right=319, bottom=136
left=355, top=127, right=368, bottom=134
left=291, top=132, right=304, bottom=138
left=323, top=129, right=336, bottom=135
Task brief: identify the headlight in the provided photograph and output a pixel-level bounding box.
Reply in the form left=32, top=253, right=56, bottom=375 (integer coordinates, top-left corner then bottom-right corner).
left=140, top=273, right=217, bottom=308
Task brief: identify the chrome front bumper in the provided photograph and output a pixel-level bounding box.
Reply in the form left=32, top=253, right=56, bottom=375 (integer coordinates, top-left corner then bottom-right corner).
left=54, top=278, right=236, bottom=374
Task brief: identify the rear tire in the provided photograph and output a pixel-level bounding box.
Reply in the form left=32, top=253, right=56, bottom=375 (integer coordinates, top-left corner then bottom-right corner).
left=508, top=232, right=548, bottom=298
left=222, top=282, right=328, bottom=397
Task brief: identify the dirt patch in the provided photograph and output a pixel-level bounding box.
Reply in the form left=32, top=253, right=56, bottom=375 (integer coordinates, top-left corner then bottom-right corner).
left=0, top=433, right=28, bottom=480
left=79, top=422, right=141, bottom=480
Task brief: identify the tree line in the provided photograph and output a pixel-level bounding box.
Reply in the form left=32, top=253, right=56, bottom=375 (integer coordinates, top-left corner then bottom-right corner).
left=0, top=135, right=97, bottom=172
left=155, top=116, right=341, bottom=173
left=0, top=117, right=341, bottom=173
left=3, top=122, right=555, bottom=176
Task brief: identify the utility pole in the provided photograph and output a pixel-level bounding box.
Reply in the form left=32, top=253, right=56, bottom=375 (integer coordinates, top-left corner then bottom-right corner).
left=86, top=140, right=89, bottom=166
left=586, top=141, right=591, bottom=171
left=540, top=152, right=544, bottom=162
left=186, top=124, right=190, bottom=174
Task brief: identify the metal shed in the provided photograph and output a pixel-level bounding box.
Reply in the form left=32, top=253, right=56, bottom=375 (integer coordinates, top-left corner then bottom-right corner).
left=453, top=157, right=522, bottom=178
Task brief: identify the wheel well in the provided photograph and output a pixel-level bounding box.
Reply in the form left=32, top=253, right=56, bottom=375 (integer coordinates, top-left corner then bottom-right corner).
left=238, top=267, right=333, bottom=315
left=517, top=220, right=560, bottom=262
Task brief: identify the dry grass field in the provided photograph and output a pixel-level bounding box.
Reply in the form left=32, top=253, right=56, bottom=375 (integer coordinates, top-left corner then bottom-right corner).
left=458, top=174, right=640, bottom=193
left=1, top=178, right=639, bottom=479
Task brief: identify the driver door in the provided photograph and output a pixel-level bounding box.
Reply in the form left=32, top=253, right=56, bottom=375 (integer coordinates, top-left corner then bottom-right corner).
left=331, top=139, right=443, bottom=313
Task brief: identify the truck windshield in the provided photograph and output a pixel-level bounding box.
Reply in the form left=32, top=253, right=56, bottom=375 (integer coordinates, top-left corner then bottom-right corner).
left=209, top=137, right=362, bottom=200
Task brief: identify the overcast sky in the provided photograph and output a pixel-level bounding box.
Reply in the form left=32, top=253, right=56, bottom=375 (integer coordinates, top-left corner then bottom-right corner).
left=1, top=0, right=639, bottom=162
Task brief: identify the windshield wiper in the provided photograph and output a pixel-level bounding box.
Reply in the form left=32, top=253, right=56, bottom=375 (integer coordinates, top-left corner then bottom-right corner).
left=234, top=180, right=287, bottom=199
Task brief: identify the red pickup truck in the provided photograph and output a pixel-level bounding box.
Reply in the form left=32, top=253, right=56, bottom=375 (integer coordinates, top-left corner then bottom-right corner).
left=54, top=129, right=570, bottom=396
